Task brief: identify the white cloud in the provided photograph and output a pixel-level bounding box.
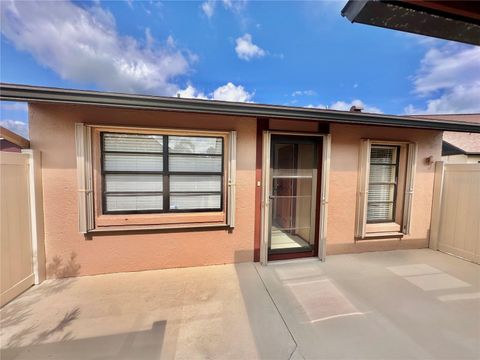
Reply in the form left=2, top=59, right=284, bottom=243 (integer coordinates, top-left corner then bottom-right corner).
left=0, top=0, right=193, bottom=95
left=212, top=82, right=253, bottom=102
left=201, top=0, right=215, bottom=18
left=413, top=45, right=480, bottom=95
left=0, top=119, right=29, bottom=138
left=235, top=33, right=266, bottom=61
left=222, top=0, right=247, bottom=12
left=307, top=99, right=383, bottom=114
left=125, top=0, right=133, bottom=9
left=292, top=90, right=316, bottom=97
left=201, top=0, right=246, bottom=18
left=177, top=82, right=254, bottom=103
left=405, top=44, right=480, bottom=114
left=176, top=85, right=208, bottom=100
left=404, top=83, right=480, bottom=115
left=145, top=28, right=155, bottom=48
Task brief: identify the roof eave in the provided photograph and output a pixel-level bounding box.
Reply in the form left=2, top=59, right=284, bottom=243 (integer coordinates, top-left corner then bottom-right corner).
left=2, top=83, right=480, bottom=133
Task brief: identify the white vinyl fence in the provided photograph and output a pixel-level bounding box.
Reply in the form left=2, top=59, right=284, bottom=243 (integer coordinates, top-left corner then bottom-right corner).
left=1, top=150, right=45, bottom=306
left=430, top=162, right=480, bottom=264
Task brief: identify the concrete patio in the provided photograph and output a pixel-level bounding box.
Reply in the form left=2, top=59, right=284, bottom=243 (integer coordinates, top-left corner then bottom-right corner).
left=1, top=249, right=479, bottom=359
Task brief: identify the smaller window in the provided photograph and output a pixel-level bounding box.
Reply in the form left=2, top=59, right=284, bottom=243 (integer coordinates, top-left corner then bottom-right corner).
left=367, top=145, right=399, bottom=223
left=355, top=139, right=417, bottom=239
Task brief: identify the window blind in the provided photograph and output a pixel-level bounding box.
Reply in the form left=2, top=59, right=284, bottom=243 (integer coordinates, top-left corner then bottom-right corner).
left=101, top=132, right=224, bottom=214
left=367, top=145, right=398, bottom=223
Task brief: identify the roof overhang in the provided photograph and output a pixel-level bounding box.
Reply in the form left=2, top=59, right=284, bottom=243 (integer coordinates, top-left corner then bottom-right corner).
left=0, top=126, right=30, bottom=148
left=341, top=0, right=480, bottom=46
left=2, top=83, right=480, bottom=133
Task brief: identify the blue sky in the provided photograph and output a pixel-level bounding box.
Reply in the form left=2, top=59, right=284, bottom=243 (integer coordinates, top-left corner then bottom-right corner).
left=1, top=0, right=479, bottom=138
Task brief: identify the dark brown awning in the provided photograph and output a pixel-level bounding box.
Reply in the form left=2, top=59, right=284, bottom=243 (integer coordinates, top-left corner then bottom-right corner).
left=341, top=1, right=480, bottom=46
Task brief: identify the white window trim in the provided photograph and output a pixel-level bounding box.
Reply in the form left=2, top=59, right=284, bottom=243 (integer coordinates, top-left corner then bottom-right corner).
left=355, top=139, right=417, bottom=239
left=75, top=123, right=94, bottom=233
left=75, top=123, right=237, bottom=233
left=260, top=131, right=331, bottom=265
left=227, top=131, right=237, bottom=228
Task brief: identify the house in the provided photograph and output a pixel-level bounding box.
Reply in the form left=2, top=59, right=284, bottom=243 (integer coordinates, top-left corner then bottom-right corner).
left=1, top=83, right=480, bottom=278
left=0, top=126, right=29, bottom=152
left=410, top=114, right=480, bottom=164
left=442, top=132, right=480, bottom=163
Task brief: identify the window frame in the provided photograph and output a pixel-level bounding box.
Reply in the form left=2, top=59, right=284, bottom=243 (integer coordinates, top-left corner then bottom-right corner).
left=100, top=131, right=225, bottom=215
left=366, top=145, right=401, bottom=224
left=77, top=124, right=235, bottom=231
left=355, top=139, right=417, bottom=239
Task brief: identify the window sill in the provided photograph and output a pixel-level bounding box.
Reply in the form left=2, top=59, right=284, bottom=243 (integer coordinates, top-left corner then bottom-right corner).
left=88, top=222, right=231, bottom=234
left=357, top=231, right=404, bottom=240
left=365, top=222, right=401, bottom=233
left=96, top=211, right=226, bottom=227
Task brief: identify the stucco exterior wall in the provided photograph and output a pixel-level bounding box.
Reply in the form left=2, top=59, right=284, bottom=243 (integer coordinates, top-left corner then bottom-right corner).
left=30, top=103, right=257, bottom=278
left=30, top=103, right=443, bottom=277
left=327, top=123, right=443, bottom=254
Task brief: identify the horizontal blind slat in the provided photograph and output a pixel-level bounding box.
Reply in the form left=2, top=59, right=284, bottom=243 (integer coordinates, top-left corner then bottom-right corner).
left=106, top=194, right=163, bottom=212
left=170, top=175, right=221, bottom=192
left=170, top=194, right=221, bottom=210
left=104, top=133, right=163, bottom=153
left=105, top=174, right=163, bottom=192
left=168, top=136, right=222, bottom=154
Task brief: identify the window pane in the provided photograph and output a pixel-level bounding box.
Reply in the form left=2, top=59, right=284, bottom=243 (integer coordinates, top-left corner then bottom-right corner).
left=105, top=174, right=163, bottom=192
left=367, top=202, right=393, bottom=222
left=104, top=153, right=163, bottom=172
left=170, top=175, right=221, bottom=192
left=369, top=164, right=396, bottom=183
left=105, top=194, right=163, bottom=212
left=368, top=184, right=395, bottom=202
left=169, top=136, right=222, bottom=154
left=169, top=155, right=222, bottom=172
left=103, top=133, right=163, bottom=153
left=170, top=194, right=221, bottom=210
left=370, top=146, right=397, bottom=164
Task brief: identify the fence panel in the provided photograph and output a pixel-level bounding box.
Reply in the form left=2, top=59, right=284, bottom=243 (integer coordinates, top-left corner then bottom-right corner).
left=431, top=162, right=480, bottom=264
left=1, top=152, right=34, bottom=306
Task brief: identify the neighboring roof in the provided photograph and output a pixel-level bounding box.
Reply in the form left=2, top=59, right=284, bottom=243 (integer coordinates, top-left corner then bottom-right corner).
left=411, top=113, right=480, bottom=124
left=442, top=141, right=465, bottom=156
left=0, top=126, right=30, bottom=149
left=341, top=0, right=480, bottom=46
left=1, top=83, right=480, bottom=133
left=443, top=132, right=480, bottom=155
left=410, top=114, right=480, bottom=155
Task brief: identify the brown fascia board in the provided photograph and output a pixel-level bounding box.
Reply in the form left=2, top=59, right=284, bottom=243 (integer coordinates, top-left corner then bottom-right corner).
left=1, top=82, right=480, bottom=133
left=0, top=125, right=30, bottom=148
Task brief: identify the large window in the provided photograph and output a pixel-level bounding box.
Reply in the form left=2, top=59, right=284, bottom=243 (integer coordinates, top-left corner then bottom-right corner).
left=101, top=132, right=224, bottom=214
left=367, top=145, right=399, bottom=223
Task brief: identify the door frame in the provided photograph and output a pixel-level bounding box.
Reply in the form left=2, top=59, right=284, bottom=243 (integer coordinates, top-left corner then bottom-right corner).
left=260, top=131, right=331, bottom=265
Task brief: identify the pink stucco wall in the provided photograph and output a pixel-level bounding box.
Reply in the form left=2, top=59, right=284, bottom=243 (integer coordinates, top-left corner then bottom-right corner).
left=30, top=103, right=256, bottom=278
left=30, top=103, right=443, bottom=278
left=327, top=123, right=443, bottom=254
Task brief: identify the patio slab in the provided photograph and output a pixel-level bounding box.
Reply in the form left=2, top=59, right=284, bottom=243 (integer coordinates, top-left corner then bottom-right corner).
left=1, top=249, right=479, bottom=360
left=257, top=249, right=480, bottom=359
left=0, top=263, right=295, bottom=360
